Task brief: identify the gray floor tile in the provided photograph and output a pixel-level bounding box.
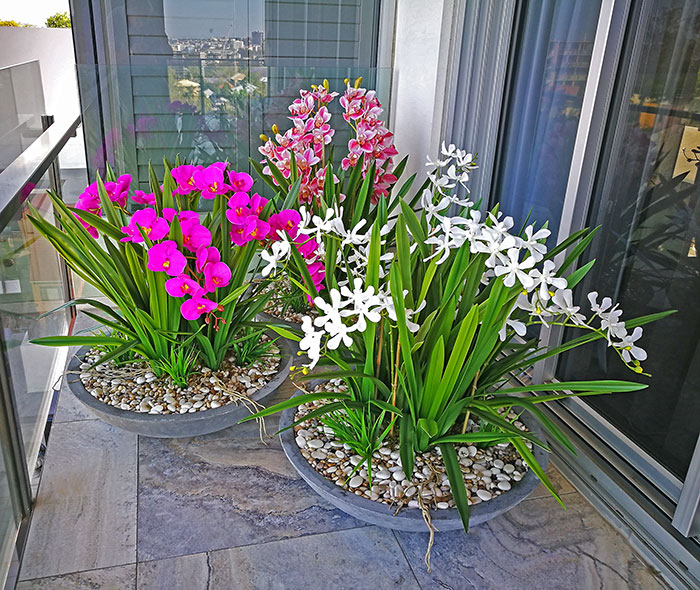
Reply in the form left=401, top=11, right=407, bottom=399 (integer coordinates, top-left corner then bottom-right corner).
left=526, top=462, right=577, bottom=500
left=208, top=527, right=420, bottom=590
left=394, top=492, right=668, bottom=590
left=137, top=553, right=209, bottom=590
left=137, top=417, right=366, bottom=562
left=19, top=420, right=138, bottom=580
left=52, top=369, right=97, bottom=424
left=16, top=564, right=135, bottom=590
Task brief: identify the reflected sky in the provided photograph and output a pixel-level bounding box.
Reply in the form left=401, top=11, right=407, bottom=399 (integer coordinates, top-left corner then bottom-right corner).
left=164, top=0, right=264, bottom=38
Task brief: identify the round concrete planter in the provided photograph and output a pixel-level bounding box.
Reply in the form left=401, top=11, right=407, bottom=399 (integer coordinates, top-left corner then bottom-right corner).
left=257, top=311, right=302, bottom=333
left=279, top=387, right=549, bottom=532
left=66, top=336, right=294, bottom=438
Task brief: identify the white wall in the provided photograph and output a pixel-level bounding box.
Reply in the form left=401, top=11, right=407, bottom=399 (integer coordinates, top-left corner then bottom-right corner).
left=0, top=27, right=79, bottom=125
left=389, top=0, right=459, bottom=184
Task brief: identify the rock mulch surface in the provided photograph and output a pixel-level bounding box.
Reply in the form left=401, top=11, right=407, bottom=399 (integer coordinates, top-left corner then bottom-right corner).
left=258, top=277, right=316, bottom=325
left=76, top=344, right=281, bottom=415
left=293, top=380, right=532, bottom=512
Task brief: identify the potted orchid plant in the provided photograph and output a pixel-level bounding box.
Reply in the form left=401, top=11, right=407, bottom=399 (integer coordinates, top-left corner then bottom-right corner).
left=249, top=78, right=425, bottom=325
left=243, top=142, right=674, bottom=545
left=27, top=161, right=320, bottom=437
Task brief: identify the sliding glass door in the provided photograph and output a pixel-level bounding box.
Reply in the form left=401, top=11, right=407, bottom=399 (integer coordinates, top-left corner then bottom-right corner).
left=469, top=0, right=700, bottom=576
left=558, top=0, right=700, bottom=482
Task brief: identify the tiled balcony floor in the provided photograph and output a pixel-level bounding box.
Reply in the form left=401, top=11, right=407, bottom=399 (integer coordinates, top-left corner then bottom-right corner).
left=16, top=345, right=669, bottom=589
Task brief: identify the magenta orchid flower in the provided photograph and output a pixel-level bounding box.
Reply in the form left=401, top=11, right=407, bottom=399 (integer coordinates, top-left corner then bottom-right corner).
left=120, top=208, right=170, bottom=243
left=75, top=215, right=99, bottom=239
left=230, top=224, right=249, bottom=246
left=204, top=261, right=231, bottom=292
left=162, top=208, right=200, bottom=223
left=243, top=217, right=270, bottom=242
left=193, top=165, right=230, bottom=199
left=294, top=234, right=320, bottom=259
left=171, top=165, right=202, bottom=196
left=227, top=171, right=253, bottom=193
left=165, top=275, right=202, bottom=298
left=76, top=191, right=102, bottom=214
left=226, top=193, right=251, bottom=225
left=147, top=240, right=187, bottom=276
left=180, top=296, right=218, bottom=321
left=269, top=209, right=301, bottom=238
left=180, top=218, right=212, bottom=252
left=249, top=193, right=268, bottom=216
left=195, top=245, right=221, bottom=273
left=132, top=190, right=155, bottom=205
left=87, top=174, right=130, bottom=207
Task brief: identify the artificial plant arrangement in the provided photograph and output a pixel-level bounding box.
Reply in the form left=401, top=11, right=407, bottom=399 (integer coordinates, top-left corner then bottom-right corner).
left=245, top=142, right=673, bottom=539
left=249, top=78, right=425, bottom=322
left=28, top=162, right=320, bottom=423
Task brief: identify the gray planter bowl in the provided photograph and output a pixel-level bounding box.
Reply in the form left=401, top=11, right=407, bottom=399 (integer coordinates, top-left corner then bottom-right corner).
left=66, top=336, right=294, bottom=438
left=279, top=386, right=549, bottom=532
left=258, top=311, right=302, bottom=333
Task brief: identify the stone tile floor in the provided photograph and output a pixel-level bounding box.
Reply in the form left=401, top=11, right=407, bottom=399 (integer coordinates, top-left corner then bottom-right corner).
left=15, top=348, right=669, bottom=589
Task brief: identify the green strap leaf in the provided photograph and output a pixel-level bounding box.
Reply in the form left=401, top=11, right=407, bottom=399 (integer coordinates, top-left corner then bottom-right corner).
left=439, top=443, right=471, bottom=533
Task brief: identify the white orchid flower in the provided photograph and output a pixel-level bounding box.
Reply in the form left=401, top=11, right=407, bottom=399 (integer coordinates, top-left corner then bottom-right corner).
left=299, top=316, right=323, bottom=369
left=313, top=289, right=347, bottom=329
left=493, top=248, right=536, bottom=289
left=529, top=260, right=567, bottom=299
left=550, top=289, right=586, bottom=325
left=613, top=326, right=647, bottom=363
left=521, top=225, right=550, bottom=260
left=498, top=317, right=527, bottom=341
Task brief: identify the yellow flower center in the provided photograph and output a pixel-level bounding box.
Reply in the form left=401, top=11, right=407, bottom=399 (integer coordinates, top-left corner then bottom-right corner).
left=163, top=260, right=170, bottom=269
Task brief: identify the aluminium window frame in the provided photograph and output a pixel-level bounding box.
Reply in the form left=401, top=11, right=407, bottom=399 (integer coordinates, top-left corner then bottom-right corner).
left=444, top=0, right=699, bottom=583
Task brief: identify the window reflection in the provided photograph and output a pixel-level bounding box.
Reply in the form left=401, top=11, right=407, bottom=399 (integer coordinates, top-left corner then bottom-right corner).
left=493, top=0, right=601, bottom=242
left=559, top=0, right=700, bottom=479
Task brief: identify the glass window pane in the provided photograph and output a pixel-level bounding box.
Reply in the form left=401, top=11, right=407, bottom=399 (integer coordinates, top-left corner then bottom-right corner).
left=0, top=447, right=20, bottom=586
left=0, top=61, right=46, bottom=173
left=0, top=173, right=70, bottom=471
left=558, top=0, right=700, bottom=479
left=493, top=0, right=601, bottom=240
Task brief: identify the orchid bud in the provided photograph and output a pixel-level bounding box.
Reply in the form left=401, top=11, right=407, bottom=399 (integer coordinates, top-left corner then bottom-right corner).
left=259, top=134, right=269, bottom=142
left=217, top=304, right=224, bottom=312
left=271, top=123, right=279, bottom=135
left=205, top=316, right=210, bottom=324
left=354, top=76, right=363, bottom=89
left=323, top=79, right=329, bottom=90
left=344, top=78, right=349, bottom=85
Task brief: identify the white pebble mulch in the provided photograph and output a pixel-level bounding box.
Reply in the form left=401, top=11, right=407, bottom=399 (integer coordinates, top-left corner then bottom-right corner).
left=294, top=380, right=532, bottom=511
left=76, top=343, right=280, bottom=415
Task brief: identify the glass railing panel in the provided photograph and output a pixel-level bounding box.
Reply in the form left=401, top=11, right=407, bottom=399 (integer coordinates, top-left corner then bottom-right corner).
left=0, top=448, right=20, bottom=589
left=77, top=63, right=392, bottom=205
left=0, top=171, right=71, bottom=472
left=0, top=61, right=46, bottom=174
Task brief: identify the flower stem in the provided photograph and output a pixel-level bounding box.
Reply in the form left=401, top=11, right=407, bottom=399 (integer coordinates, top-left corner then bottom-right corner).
left=390, top=339, right=401, bottom=436
left=461, top=369, right=480, bottom=434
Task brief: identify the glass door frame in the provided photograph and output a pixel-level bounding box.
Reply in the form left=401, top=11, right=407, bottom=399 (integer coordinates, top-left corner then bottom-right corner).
left=528, top=0, right=700, bottom=539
